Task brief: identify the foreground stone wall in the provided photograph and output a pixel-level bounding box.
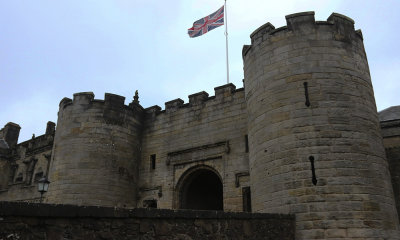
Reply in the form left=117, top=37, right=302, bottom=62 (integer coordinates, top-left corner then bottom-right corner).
left=0, top=202, right=294, bottom=240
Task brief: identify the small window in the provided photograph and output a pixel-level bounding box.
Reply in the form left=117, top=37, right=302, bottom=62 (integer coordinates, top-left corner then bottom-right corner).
left=143, top=199, right=157, bottom=208
left=15, top=173, right=23, bottom=183
left=34, top=171, right=44, bottom=182
left=150, top=154, right=156, bottom=170
left=245, top=135, right=249, bottom=153
left=242, top=187, right=251, bottom=212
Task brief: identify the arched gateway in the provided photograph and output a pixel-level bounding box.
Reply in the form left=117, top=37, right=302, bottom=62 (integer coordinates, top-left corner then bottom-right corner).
left=175, top=166, right=223, bottom=210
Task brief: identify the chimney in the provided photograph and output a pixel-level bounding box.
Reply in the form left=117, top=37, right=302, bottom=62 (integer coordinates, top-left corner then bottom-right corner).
left=1, top=122, right=21, bottom=148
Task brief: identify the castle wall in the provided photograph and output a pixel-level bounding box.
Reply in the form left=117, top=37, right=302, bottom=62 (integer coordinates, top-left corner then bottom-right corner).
left=380, top=109, right=400, bottom=222
left=0, top=122, right=21, bottom=148
left=138, top=84, right=250, bottom=211
left=46, top=92, right=144, bottom=207
left=243, top=12, right=399, bottom=239
left=0, top=126, right=54, bottom=202
left=0, top=156, right=11, bottom=191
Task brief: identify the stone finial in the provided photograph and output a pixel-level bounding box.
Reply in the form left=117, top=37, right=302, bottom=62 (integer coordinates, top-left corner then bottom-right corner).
left=133, top=90, right=140, bottom=104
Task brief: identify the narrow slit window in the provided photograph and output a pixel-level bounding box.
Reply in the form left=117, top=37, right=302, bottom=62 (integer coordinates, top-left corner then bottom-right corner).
left=242, top=186, right=252, bottom=212
left=150, top=154, right=156, bottom=170
left=309, top=156, right=317, bottom=185
left=303, top=82, right=310, bottom=107
left=245, top=135, right=249, bottom=153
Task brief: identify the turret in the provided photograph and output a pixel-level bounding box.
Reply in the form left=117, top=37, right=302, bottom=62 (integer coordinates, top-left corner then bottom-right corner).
left=46, top=92, right=144, bottom=207
left=243, top=12, right=399, bottom=239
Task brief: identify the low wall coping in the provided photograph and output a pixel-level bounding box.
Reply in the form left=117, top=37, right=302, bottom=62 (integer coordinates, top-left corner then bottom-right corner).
left=0, top=201, right=294, bottom=220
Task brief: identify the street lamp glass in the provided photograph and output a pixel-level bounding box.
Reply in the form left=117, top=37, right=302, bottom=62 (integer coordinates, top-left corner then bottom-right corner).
left=38, top=177, right=50, bottom=193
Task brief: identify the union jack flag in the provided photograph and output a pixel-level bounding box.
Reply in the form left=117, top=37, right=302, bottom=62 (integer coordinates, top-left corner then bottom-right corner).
left=188, top=6, right=224, bottom=38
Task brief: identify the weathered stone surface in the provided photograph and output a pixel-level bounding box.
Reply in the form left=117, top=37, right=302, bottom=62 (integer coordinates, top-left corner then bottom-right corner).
left=380, top=107, right=400, bottom=224
left=0, top=122, right=54, bottom=202
left=0, top=11, right=399, bottom=240
left=140, top=87, right=248, bottom=211
left=243, top=11, right=399, bottom=239
left=46, top=92, right=144, bottom=207
left=0, top=202, right=295, bottom=240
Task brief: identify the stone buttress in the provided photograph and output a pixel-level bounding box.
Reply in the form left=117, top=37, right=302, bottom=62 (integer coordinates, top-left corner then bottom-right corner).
left=46, top=92, right=144, bottom=207
left=243, top=12, right=399, bottom=239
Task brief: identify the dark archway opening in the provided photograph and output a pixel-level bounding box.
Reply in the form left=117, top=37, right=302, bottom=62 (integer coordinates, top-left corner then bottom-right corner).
left=179, top=169, right=223, bottom=210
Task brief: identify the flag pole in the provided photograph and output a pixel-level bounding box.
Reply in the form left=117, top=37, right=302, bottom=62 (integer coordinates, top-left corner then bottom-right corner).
left=224, top=0, right=230, bottom=84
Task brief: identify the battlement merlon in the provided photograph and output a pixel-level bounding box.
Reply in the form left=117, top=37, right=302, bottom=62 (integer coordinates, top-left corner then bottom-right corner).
left=249, top=22, right=275, bottom=44
left=165, top=98, right=184, bottom=113
left=214, top=83, right=236, bottom=99
left=104, top=93, right=125, bottom=108
left=244, top=12, right=363, bottom=58
left=73, top=92, right=95, bottom=105
left=189, top=91, right=209, bottom=106
left=59, top=97, right=72, bottom=109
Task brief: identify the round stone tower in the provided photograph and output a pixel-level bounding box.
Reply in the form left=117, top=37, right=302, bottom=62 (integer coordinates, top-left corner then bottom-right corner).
left=243, top=12, right=399, bottom=239
left=46, top=92, right=143, bottom=207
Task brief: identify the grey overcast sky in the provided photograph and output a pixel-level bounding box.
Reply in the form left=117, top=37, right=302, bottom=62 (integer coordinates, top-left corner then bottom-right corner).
left=1, top=0, right=399, bottom=142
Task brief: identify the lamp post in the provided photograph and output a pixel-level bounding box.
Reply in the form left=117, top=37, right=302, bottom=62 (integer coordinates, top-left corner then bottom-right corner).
left=38, top=177, right=50, bottom=203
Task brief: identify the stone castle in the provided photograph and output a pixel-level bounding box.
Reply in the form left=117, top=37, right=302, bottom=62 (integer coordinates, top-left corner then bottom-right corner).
left=1, top=12, right=400, bottom=239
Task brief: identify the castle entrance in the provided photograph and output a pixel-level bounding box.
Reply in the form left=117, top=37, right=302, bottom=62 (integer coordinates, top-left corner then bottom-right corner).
left=177, top=167, right=223, bottom=210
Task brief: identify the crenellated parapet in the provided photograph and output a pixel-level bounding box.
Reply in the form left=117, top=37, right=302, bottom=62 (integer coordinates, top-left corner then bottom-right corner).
left=17, top=122, right=55, bottom=158
left=144, top=83, right=243, bottom=121
left=244, top=12, right=362, bottom=55
left=58, top=92, right=145, bottom=134
left=0, top=120, right=54, bottom=165
left=59, top=92, right=143, bottom=120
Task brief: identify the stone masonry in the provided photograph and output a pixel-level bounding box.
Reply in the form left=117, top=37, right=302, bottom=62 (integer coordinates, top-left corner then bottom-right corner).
left=0, top=201, right=295, bottom=240
left=242, top=12, right=399, bottom=238
left=1, top=12, right=400, bottom=239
